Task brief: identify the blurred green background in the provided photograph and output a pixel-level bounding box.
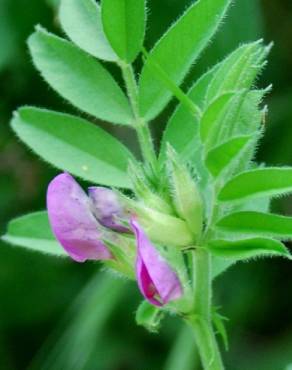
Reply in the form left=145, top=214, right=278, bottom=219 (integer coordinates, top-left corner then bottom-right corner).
left=0, top=0, right=291, bottom=369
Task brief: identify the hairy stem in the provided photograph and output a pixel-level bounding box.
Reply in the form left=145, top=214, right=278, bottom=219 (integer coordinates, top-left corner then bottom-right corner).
left=188, top=248, right=224, bottom=370
left=120, top=62, right=158, bottom=175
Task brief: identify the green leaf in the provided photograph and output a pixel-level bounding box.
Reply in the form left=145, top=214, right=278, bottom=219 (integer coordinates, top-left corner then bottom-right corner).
left=2, top=211, right=66, bottom=257
left=218, top=168, right=292, bottom=203
left=207, top=238, right=290, bottom=260
left=206, top=40, right=270, bottom=102
left=139, top=0, right=232, bottom=121
left=212, top=90, right=249, bottom=144
left=160, top=43, right=265, bottom=163
left=136, top=300, right=164, bottom=333
left=159, top=65, right=218, bottom=164
left=28, top=27, right=133, bottom=125
left=234, top=88, right=267, bottom=136
left=212, top=257, right=236, bottom=279
left=160, top=46, right=268, bottom=164
left=140, top=50, right=202, bottom=119
left=101, top=0, right=146, bottom=62
left=223, top=89, right=268, bottom=176
left=217, top=211, right=292, bottom=240
left=205, top=135, right=251, bottom=177
left=59, top=0, right=117, bottom=61
left=11, top=107, right=134, bottom=188
left=235, top=196, right=271, bottom=214
left=211, top=196, right=274, bottom=276
left=200, top=93, right=234, bottom=145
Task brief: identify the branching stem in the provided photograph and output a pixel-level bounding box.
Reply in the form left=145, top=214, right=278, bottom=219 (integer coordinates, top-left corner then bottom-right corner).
left=120, top=62, right=158, bottom=175
left=121, top=60, right=224, bottom=370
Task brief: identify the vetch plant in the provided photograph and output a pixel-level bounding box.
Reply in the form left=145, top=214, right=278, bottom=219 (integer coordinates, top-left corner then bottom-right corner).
left=3, top=0, right=292, bottom=368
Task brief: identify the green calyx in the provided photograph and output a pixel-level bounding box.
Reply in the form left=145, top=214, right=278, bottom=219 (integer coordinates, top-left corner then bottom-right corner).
left=167, top=146, right=204, bottom=240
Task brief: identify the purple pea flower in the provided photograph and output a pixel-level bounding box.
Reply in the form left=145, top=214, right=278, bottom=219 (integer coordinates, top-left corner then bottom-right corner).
left=131, top=219, right=183, bottom=306
left=47, top=173, right=182, bottom=307
left=47, top=172, right=118, bottom=262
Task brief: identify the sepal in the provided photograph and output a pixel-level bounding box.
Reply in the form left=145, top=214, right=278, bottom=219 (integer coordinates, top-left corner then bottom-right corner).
left=129, top=161, right=174, bottom=215
left=123, top=196, right=193, bottom=247
left=167, top=146, right=203, bottom=240
left=102, top=232, right=136, bottom=279
left=136, top=300, right=164, bottom=333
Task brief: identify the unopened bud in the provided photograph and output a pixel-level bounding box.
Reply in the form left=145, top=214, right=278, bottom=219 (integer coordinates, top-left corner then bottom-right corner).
left=122, top=196, right=193, bottom=247
left=128, top=161, right=174, bottom=215
left=167, top=146, right=203, bottom=240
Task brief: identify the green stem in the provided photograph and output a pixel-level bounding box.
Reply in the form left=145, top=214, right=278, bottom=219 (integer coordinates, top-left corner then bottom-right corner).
left=121, top=61, right=223, bottom=370
left=187, top=248, right=224, bottom=370
left=120, top=62, right=158, bottom=175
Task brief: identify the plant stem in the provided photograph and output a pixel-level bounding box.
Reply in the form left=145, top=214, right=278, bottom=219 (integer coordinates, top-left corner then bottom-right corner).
left=187, top=248, right=224, bottom=370
left=121, top=61, right=223, bottom=369
left=120, top=62, right=158, bottom=175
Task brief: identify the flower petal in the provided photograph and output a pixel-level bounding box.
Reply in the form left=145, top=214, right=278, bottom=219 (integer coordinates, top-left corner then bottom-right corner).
left=131, top=219, right=182, bottom=306
left=47, top=173, right=112, bottom=262
left=88, top=187, right=129, bottom=232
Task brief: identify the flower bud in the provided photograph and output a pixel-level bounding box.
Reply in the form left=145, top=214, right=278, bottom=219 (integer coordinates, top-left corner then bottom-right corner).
left=167, top=146, right=203, bottom=239
left=129, top=161, right=173, bottom=215
left=131, top=219, right=183, bottom=306
left=122, top=196, right=193, bottom=247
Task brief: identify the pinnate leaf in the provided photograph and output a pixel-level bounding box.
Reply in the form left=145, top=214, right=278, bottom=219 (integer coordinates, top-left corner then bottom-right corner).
left=11, top=107, right=134, bottom=188
left=139, top=0, right=232, bottom=121
left=205, top=135, right=251, bottom=177
left=206, top=40, right=270, bottom=102
left=212, top=257, right=236, bottom=279
left=217, top=211, right=292, bottom=240
left=60, top=0, right=117, bottom=61
left=234, top=89, right=267, bottom=136
left=218, top=168, right=292, bottom=202
left=160, top=66, right=218, bottom=164
left=207, top=238, right=290, bottom=259
left=101, top=0, right=146, bottom=62
left=2, top=212, right=66, bottom=257
left=200, top=93, right=234, bottom=145
left=28, top=27, right=133, bottom=125
left=212, top=90, right=249, bottom=144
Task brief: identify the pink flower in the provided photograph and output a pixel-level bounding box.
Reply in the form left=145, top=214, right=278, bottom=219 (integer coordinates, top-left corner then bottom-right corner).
left=47, top=173, right=183, bottom=306
left=131, top=219, right=182, bottom=306
left=47, top=173, right=113, bottom=262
